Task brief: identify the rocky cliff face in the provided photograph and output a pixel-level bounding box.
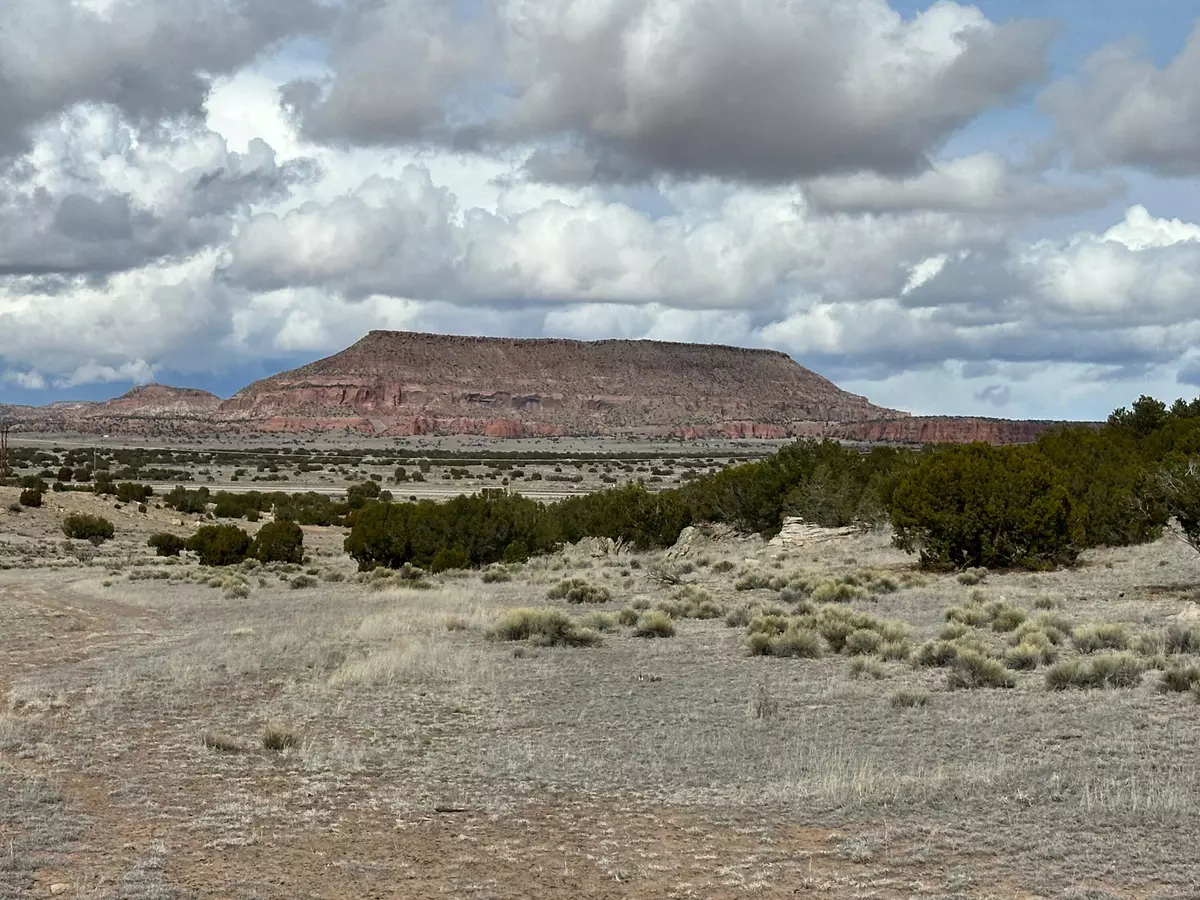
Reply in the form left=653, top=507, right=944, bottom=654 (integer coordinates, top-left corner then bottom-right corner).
left=811, top=416, right=1100, bottom=445
left=217, top=331, right=906, bottom=436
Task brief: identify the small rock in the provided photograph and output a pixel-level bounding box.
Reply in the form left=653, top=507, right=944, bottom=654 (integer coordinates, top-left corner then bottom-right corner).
left=50, top=884, right=71, bottom=896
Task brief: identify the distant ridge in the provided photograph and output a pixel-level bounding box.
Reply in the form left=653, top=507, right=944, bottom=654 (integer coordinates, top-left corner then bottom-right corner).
left=0, top=331, right=1091, bottom=444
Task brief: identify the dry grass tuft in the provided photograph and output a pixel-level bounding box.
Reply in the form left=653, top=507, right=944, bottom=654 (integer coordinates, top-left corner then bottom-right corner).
left=261, top=726, right=300, bottom=752
left=201, top=731, right=245, bottom=753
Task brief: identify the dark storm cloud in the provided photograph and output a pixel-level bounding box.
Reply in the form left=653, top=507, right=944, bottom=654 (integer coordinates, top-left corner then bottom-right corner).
left=0, top=0, right=331, bottom=159
left=285, top=0, right=1055, bottom=183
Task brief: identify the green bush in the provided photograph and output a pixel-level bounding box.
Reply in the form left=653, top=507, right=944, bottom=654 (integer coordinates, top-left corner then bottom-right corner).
left=633, top=610, right=676, bottom=638
left=490, top=608, right=600, bottom=648
left=1072, top=623, right=1131, bottom=654
left=148, top=533, right=185, bottom=558
left=891, top=444, right=1082, bottom=571
left=547, top=578, right=612, bottom=604
left=251, top=521, right=305, bottom=564
left=843, top=628, right=881, bottom=656
left=187, top=524, right=252, bottom=567
left=18, top=488, right=42, bottom=508
left=62, top=513, right=115, bottom=544
left=946, top=649, right=1015, bottom=689
left=1045, top=653, right=1144, bottom=690
left=115, top=483, right=153, bottom=504
left=760, top=624, right=824, bottom=659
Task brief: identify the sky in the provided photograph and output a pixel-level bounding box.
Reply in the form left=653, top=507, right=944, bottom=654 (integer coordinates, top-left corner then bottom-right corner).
left=2, top=1, right=1200, bottom=420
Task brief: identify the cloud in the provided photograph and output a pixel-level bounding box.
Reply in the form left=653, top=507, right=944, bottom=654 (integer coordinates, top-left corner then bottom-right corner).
left=220, top=165, right=1000, bottom=308
left=805, top=153, right=1123, bottom=216
left=974, top=383, right=1012, bottom=407
left=2, top=370, right=47, bottom=391
left=1042, top=23, right=1200, bottom=174
left=0, top=0, right=330, bottom=159
left=286, top=0, right=1054, bottom=182
left=0, top=109, right=318, bottom=278
left=54, top=359, right=157, bottom=390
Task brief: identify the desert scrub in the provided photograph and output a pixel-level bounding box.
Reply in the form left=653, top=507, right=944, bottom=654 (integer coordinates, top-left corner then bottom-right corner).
left=711, top=560, right=735, bottom=574
left=989, top=603, right=1028, bottom=633
left=1157, top=662, right=1200, bottom=693
left=914, top=638, right=979, bottom=669
left=878, top=639, right=912, bottom=662
left=633, top=610, right=676, bottom=638
left=956, top=567, right=989, bottom=586
left=747, top=623, right=824, bottom=659
left=547, top=578, right=612, bottom=604
left=890, top=688, right=930, bottom=709
left=1165, top=621, right=1200, bottom=654
left=848, top=657, right=886, bottom=680
left=289, top=575, right=318, bottom=589
left=579, top=611, right=621, bottom=633
left=62, top=513, right=115, bottom=545
left=724, top=604, right=756, bottom=628
left=939, top=622, right=973, bottom=641
left=617, top=607, right=641, bottom=627
left=946, top=649, right=1015, bottom=689
left=945, top=602, right=991, bottom=628
left=490, top=608, right=601, bottom=648
left=843, top=628, right=882, bottom=657
left=1045, top=653, right=1144, bottom=690
left=481, top=568, right=512, bottom=583
left=735, top=572, right=774, bottom=591
left=1072, top=623, right=1132, bottom=653
left=224, top=584, right=251, bottom=600
left=1004, top=641, right=1053, bottom=671
left=810, top=580, right=869, bottom=604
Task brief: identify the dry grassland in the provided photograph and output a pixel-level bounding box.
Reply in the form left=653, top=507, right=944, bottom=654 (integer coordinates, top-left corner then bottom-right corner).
left=2, top=483, right=1200, bottom=898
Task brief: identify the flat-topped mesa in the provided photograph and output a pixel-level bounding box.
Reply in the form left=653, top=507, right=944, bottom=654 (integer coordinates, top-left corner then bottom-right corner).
left=96, top=384, right=222, bottom=418
left=217, top=330, right=908, bottom=435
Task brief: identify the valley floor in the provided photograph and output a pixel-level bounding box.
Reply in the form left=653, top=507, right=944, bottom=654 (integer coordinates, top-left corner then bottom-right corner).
left=2, top=487, right=1199, bottom=899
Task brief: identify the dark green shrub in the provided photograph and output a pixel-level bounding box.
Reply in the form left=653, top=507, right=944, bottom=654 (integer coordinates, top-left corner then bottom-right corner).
left=251, top=521, right=304, bottom=564
left=62, top=513, right=114, bottom=544
left=148, top=533, right=185, bottom=557
left=891, top=444, right=1082, bottom=571
left=430, top=546, right=471, bottom=573
left=187, top=525, right=252, bottom=567
left=18, top=488, right=42, bottom=508
left=115, top=483, right=153, bottom=504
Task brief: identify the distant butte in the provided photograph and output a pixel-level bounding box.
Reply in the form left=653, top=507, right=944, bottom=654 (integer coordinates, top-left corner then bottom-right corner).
left=0, top=331, right=1093, bottom=443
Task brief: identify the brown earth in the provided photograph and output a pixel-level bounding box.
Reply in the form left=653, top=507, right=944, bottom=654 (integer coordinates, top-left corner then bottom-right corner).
left=0, top=331, right=1097, bottom=444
